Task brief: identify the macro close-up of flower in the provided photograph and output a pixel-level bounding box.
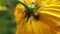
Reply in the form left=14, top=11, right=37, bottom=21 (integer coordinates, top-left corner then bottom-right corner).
left=14, top=0, right=60, bottom=34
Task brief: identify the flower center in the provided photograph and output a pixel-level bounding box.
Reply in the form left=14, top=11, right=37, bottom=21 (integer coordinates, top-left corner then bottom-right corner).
left=18, top=1, right=40, bottom=21
left=25, top=3, right=40, bottom=21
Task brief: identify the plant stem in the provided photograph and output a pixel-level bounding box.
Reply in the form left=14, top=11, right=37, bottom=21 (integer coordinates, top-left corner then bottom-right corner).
left=17, top=1, right=30, bottom=11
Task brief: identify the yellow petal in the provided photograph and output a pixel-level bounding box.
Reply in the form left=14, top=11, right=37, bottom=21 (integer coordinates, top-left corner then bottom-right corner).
left=14, top=3, right=25, bottom=25
left=34, top=0, right=50, bottom=6
left=46, top=0, right=60, bottom=5
left=38, top=5, right=60, bottom=26
left=34, top=0, right=60, bottom=6
left=27, top=16, right=57, bottom=34
left=24, top=0, right=32, bottom=5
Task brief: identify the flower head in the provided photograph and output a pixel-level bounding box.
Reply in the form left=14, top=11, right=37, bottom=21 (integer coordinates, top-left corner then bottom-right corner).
left=15, top=0, right=60, bottom=34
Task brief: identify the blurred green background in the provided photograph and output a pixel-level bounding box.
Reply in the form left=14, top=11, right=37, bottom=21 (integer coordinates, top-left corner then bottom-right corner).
left=0, top=0, right=18, bottom=34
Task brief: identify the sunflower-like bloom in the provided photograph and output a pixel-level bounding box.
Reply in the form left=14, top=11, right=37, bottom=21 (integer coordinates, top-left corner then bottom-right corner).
left=14, top=0, right=60, bottom=34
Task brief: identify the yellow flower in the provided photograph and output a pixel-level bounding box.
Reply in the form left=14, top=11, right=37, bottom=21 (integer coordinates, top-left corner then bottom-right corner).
left=14, top=0, right=60, bottom=34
